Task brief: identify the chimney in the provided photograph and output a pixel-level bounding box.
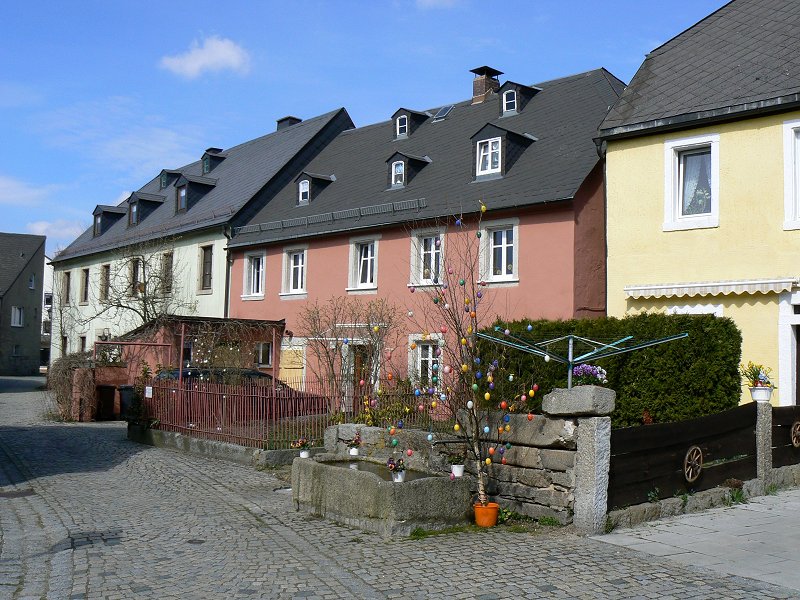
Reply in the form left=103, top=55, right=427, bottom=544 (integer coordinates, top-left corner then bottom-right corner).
left=277, top=116, right=302, bottom=131
left=470, top=66, right=503, bottom=104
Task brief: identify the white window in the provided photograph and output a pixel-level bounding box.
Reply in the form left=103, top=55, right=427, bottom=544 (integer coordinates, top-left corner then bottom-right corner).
left=254, top=341, right=273, bottom=367
left=11, top=306, right=23, bottom=327
left=348, top=239, right=378, bottom=291
left=476, top=137, right=501, bottom=176
left=396, top=115, right=408, bottom=137
left=664, top=134, right=719, bottom=231
left=392, top=161, right=405, bottom=186
left=177, top=185, right=188, bottom=212
left=481, top=218, right=519, bottom=283
left=783, top=119, right=800, bottom=229
left=11, top=345, right=20, bottom=357
left=244, top=252, right=265, bottom=298
left=298, top=180, right=310, bottom=206
left=408, top=334, right=442, bottom=384
left=502, top=90, right=517, bottom=114
left=93, top=214, right=101, bottom=236
left=417, top=234, right=442, bottom=285
left=129, top=202, right=138, bottom=226
left=28, top=274, right=35, bottom=289
left=282, top=247, right=307, bottom=295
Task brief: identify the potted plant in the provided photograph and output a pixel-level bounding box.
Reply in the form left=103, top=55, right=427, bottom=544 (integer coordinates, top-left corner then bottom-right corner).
left=571, top=363, right=608, bottom=386
left=740, top=361, right=774, bottom=402
left=387, top=456, right=405, bottom=483
left=347, top=430, right=362, bottom=456
left=447, top=449, right=466, bottom=478
left=291, top=436, right=312, bottom=459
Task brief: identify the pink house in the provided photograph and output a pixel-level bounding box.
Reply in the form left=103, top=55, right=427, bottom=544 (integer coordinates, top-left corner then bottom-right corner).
left=228, top=67, right=624, bottom=384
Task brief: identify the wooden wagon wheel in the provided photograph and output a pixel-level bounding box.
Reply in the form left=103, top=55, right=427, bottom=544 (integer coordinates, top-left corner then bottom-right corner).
left=791, top=421, right=800, bottom=449
left=683, top=445, right=703, bottom=483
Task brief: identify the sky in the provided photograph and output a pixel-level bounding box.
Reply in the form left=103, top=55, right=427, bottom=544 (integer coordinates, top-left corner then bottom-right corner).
left=1, top=0, right=729, bottom=255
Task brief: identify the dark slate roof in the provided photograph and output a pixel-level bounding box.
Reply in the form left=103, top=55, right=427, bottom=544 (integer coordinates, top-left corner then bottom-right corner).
left=0, top=233, right=45, bottom=297
left=600, top=0, right=800, bottom=138
left=231, top=68, right=624, bottom=247
left=53, top=108, right=350, bottom=263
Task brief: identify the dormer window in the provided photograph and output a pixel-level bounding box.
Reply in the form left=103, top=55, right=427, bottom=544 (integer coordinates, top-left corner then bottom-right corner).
left=502, top=90, right=517, bottom=114
left=396, top=115, right=408, bottom=137
left=176, top=185, right=188, bottom=212
left=93, top=214, right=102, bottom=236
left=392, top=161, right=405, bottom=186
left=298, top=180, right=310, bottom=206
left=476, top=138, right=501, bottom=176
left=160, top=173, right=168, bottom=189
left=202, top=156, right=211, bottom=174
left=129, top=202, right=139, bottom=226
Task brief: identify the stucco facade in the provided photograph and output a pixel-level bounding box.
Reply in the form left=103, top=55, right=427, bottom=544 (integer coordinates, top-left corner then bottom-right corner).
left=606, top=110, right=800, bottom=405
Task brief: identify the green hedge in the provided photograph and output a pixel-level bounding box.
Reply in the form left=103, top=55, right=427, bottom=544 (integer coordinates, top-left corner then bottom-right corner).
left=478, top=313, right=742, bottom=429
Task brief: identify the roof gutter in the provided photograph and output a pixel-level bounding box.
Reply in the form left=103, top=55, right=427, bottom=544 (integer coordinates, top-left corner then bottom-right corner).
left=598, top=93, right=800, bottom=142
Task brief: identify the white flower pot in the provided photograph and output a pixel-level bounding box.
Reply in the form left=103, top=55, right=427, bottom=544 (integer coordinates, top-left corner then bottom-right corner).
left=749, top=386, right=773, bottom=403
left=299, top=450, right=310, bottom=459
left=349, top=447, right=359, bottom=456
left=451, top=464, right=465, bottom=477
left=392, top=471, right=406, bottom=483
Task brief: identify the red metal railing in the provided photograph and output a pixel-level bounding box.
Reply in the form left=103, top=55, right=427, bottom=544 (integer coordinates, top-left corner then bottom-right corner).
left=143, top=376, right=454, bottom=449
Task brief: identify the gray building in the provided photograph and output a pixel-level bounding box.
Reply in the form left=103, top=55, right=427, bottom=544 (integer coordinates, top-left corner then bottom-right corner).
left=0, top=233, right=46, bottom=375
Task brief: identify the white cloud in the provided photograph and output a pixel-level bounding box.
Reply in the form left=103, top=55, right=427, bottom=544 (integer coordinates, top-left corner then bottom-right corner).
left=416, top=0, right=459, bottom=9
left=0, top=175, right=54, bottom=206
left=26, top=219, right=86, bottom=243
left=159, top=36, right=251, bottom=79
left=34, top=96, right=202, bottom=181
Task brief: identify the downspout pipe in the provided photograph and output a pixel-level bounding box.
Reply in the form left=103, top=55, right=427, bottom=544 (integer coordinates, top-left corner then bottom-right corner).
left=223, top=224, right=233, bottom=318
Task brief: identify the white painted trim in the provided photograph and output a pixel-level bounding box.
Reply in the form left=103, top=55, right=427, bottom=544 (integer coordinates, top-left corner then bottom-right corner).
left=783, top=119, right=800, bottom=230
left=347, top=236, right=379, bottom=291
left=282, top=245, right=308, bottom=294
left=396, top=115, right=408, bottom=137
left=476, top=137, right=502, bottom=176
left=502, top=89, right=517, bottom=114
left=778, top=291, right=800, bottom=406
left=409, top=227, right=445, bottom=287
left=242, top=250, right=266, bottom=298
left=298, top=180, right=310, bottom=206
left=406, top=333, right=443, bottom=383
left=391, top=161, right=405, bottom=187
left=663, top=133, right=720, bottom=231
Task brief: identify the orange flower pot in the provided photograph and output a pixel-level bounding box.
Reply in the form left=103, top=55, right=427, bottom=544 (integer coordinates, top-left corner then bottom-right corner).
left=474, top=502, right=499, bottom=528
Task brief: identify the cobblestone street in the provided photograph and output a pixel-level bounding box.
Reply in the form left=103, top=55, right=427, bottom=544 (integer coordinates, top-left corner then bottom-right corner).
left=0, top=376, right=796, bottom=599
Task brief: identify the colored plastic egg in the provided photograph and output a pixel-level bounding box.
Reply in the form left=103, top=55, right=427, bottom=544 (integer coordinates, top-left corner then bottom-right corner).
left=527, top=413, right=534, bottom=421
left=427, top=433, right=434, bottom=442
left=467, top=400, right=474, bottom=409
left=484, top=392, right=491, bottom=401
left=500, top=401, right=507, bottom=409
left=483, top=425, right=490, bottom=434
left=454, top=423, right=460, bottom=432
left=406, top=449, right=413, bottom=457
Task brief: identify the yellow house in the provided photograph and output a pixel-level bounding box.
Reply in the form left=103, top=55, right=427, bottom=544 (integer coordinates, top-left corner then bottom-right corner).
left=599, top=0, right=800, bottom=406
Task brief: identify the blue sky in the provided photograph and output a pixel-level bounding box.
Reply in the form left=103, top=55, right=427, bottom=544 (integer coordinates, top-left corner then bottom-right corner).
left=1, top=0, right=728, bottom=255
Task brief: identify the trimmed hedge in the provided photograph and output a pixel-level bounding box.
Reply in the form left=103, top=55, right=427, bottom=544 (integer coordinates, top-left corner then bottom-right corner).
left=479, top=313, right=742, bottom=429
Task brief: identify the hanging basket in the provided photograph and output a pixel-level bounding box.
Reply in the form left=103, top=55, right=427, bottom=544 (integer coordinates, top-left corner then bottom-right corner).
left=473, top=502, right=500, bottom=527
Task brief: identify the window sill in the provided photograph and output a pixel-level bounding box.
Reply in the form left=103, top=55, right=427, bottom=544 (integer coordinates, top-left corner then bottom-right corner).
left=345, top=286, right=378, bottom=295
left=662, top=217, right=718, bottom=232
left=407, top=282, right=441, bottom=289
left=196, top=289, right=213, bottom=296
left=79, top=301, right=89, bottom=306
left=279, top=291, right=307, bottom=300
left=241, top=294, right=265, bottom=301
left=483, top=278, right=520, bottom=288
left=472, top=173, right=503, bottom=183
left=10, top=324, right=23, bottom=328
left=784, top=220, right=800, bottom=231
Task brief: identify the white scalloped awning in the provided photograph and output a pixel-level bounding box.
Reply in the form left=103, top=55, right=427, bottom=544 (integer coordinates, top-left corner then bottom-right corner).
left=625, top=278, right=798, bottom=299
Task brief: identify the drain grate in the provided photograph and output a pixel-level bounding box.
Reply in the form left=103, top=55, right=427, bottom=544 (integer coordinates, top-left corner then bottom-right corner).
left=0, top=489, right=36, bottom=498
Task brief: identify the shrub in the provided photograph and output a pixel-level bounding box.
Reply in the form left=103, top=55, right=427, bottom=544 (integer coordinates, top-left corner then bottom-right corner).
left=481, top=313, right=742, bottom=428
left=47, top=352, right=94, bottom=421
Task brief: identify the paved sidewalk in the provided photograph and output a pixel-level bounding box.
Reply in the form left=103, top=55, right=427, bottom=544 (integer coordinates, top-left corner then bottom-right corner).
left=594, top=488, right=800, bottom=591
left=1, top=375, right=798, bottom=599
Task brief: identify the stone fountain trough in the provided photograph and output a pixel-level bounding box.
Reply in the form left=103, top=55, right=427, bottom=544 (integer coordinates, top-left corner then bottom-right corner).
left=291, top=453, right=472, bottom=538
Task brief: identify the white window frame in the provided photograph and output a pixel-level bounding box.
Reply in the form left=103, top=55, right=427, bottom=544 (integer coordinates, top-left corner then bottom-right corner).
left=502, top=90, right=517, bottom=114
left=281, top=246, right=308, bottom=296
left=407, top=333, right=443, bottom=384
left=396, top=115, right=408, bottom=137
left=666, top=304, right=723, bottom=317
left=663, top=133, right=719, bottom=231
left=198, top=245, right=213, bottom=293
left=391, top=161, right=405, bottom=186
left=409, top=227, right=444, bottom=287
left=28, top=274, right=35, bottom=289
left=242, top=251, right=266, bottom=299
left=783, top=118, right=800, bottom=230
left=347, top=236, right=380, bottom=292
left=11, top=306, right=23, bottom=327
left=129, top=202, right=138, bottom=226
left=80, top=268, right=90, bottom=304
left=481, top=217, right=519, bottom=284
left=177, top=185, right=188, bottom=212
left=93, top=214, right=101, bottom=236
left=298, top=180, right=310, bottom=206
left=476, top=137, right=502, bottom=176
left=255, top=341, right=273, bottom=368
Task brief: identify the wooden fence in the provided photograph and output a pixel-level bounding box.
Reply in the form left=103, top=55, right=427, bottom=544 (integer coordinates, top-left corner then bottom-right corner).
left=772, top=406, right=800, bottom=468
left=608, top=402, right=757, bottom=510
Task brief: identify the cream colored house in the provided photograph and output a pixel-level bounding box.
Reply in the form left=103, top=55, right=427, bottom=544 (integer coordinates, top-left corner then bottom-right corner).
left=599, top=0, right=800, bottom=405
